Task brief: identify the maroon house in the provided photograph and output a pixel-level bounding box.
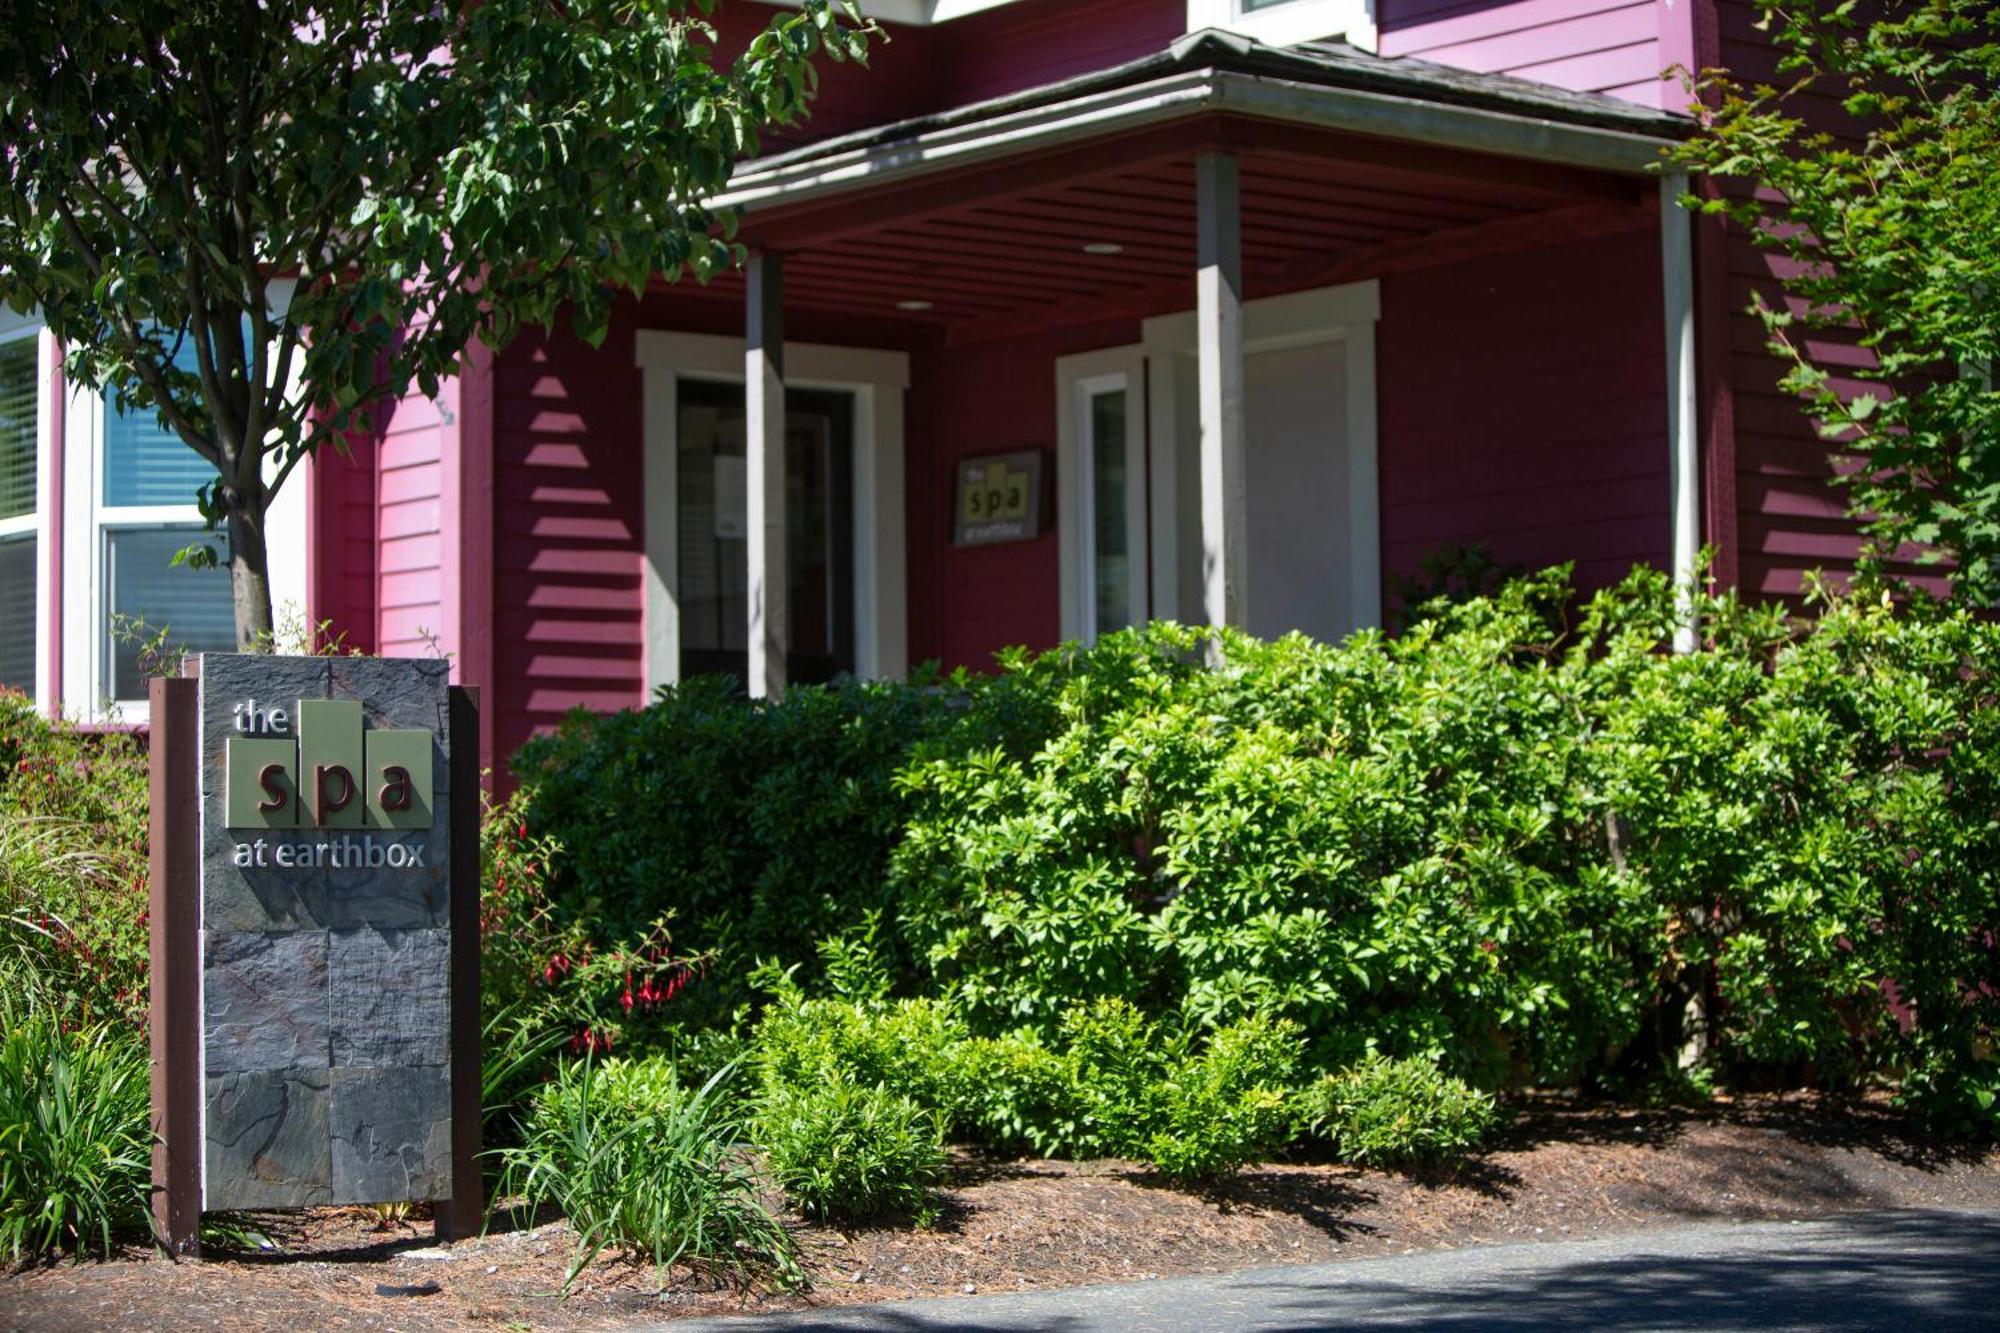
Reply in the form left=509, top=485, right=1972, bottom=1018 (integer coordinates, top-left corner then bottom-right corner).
left=3, top=0, right=1852, bottom=768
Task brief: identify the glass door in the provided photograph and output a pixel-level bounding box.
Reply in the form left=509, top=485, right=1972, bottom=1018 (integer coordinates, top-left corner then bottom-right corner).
left=676, top=380, right=856, bottom=687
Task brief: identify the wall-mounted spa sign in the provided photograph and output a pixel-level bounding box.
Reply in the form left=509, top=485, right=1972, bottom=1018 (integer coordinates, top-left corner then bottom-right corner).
left=954, top=450, right=1045, bottom=546
left=148, top=656, right=480, bottom=1255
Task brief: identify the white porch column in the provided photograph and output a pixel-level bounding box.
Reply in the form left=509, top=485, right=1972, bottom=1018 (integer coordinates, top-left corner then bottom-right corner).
left=1661, top=170, right=1700, bottom=653
left=1196, top=149, right=1248, bottom=631
left=746, top=251, right=788, bottom=698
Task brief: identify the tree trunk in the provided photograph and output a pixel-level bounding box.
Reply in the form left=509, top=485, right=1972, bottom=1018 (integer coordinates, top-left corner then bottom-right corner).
left=227, top=500, right=276, bottom=651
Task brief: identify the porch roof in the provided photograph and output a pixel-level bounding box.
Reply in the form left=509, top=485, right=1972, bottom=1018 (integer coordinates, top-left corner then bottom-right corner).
left=679, top=29, right=1689, bottom=341
left=717, top=28, right=1691, bottom=219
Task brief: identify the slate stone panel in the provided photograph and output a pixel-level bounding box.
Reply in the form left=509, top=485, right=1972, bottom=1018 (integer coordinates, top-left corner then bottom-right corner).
left=202, top=930, right=330, bottom=1074
left=329, top=928, right=449, bottom=1068
left=330, top=1066, right=452, bottom=1204
left=204, top=1069, right=333, bottom=1209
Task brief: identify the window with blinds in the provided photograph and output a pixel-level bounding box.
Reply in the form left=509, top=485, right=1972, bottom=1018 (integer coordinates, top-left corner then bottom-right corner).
left=0, top=538, right=33, bottom=694
left=103, top=359, right=217, bottom=508
left=0, top=337, right=36, bottom=696
left=0, top=338, right=34, bottom=522
left=105, top=527, right=236, bottom=700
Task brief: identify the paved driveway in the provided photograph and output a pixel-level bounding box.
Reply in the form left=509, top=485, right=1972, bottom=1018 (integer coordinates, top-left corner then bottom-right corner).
left=657, top=1207, right=2000, bottom=1332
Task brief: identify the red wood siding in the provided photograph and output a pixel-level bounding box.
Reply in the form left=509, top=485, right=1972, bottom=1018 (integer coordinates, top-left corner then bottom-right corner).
left=490, top=317, right=647, bottom=772
left=914, top=317, right=1148, bottom=669
left=309, top=437, right=379, bottom=655
left=373, top=393, right=452, bottom=657
left=1377, top=224, right=1670, bottom=599
left=1379, top=0, right=1674, bottom=109
left=1709, top=0, right=1879, bottom=599
left=941, top=0, right=1187, bottom=106
left=711, top=0, right=1183, bottom=157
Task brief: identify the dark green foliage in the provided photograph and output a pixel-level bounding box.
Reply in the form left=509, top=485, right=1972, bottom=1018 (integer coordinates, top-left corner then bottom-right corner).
left=512, top=674, right=961, bottom=1020
left=1309, top=1054, right=1501, bottom=1168
left=754, top=1076, right=945, bottom=1225
left=1671, top=0, right=2000, bottom=600
left=498, top=1057, right=800, bottom=1290
left=0, top=0, right=874, bottom=642
left=1140, top=1016, right=1302, bottom=1184
left=515, top=568, right=2000, bottom=1137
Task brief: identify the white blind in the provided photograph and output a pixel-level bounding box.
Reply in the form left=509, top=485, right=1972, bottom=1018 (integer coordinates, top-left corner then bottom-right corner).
left=105, top=526, right=235, bottom=699
left=0, top=536, right=33, bottom=693
left=103, top=338, right=219, bottom=509
left=0, top=339, right=35, bottom=522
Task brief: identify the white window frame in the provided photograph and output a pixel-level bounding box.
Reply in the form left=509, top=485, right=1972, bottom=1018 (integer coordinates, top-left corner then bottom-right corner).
left=1187, top=0, right=1378, bottom=51
left=635, top=329, right=909, bottom=691
left=0, top=313, right=53, bottom=712
left=1141, top=278, right=1382, bottom=634
left=1055, top=348, right=1149, bottom=642
left=60, top=300, right=309, bottom=723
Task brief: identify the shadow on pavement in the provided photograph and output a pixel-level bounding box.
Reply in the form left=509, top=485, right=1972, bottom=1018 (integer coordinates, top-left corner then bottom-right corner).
left=1245, top=1208, right=2000, bottom=1331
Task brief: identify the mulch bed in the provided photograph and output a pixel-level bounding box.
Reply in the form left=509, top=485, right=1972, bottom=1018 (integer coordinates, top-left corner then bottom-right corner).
left=5, top=1094, right=1996, bottom=1331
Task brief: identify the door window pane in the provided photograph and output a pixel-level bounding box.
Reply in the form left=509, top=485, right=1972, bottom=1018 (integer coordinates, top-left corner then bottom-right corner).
left=0, top=536, right=33, bottom=693
left=675, top=380, right=855, bottom=686
left=1090, top=389, right=1132, bottom=635
left=0, top=339, right=34, bottom=522
left=104, top=526, right=235, bottom=699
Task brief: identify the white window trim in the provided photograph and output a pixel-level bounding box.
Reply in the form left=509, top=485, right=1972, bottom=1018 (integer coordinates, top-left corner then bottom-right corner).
left=1188, top=0, right=1378, bottom=51
left=1140, top=278, right=1382, bottom=633
left=0, top=316, right=50, bottom=712
left=635, top=329, right=909, bottom=692
left=58, top=310, right=310, bottom=724
left=1055, top=348, right=1149, bottom=643
left=744, top=0, right=1024, bottom=24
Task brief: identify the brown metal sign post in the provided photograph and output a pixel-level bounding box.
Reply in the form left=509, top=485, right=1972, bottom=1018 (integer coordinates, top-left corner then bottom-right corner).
left=148, top=662, right=482, bottom=1255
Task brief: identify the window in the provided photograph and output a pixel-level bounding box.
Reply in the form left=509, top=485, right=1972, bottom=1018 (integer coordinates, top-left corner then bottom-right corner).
left=0, top=335, right=37, bottom=695
left=1056, top=350, right=1149, bottom=642
left=94, top=368, right=236, bottom=705
left=1088, top=386, right=1136, bottom=635
left=1186, top=0, right=1376, bottom=50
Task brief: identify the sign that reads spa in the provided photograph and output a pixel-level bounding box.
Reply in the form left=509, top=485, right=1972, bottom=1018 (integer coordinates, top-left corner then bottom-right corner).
left=197, top=655, right=458, bottom=1212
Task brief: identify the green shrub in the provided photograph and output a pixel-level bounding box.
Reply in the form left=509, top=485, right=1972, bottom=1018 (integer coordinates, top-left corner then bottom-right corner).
left=508, top=569, right=2000, bottom=1132
left=1311, top=1054, right=1501, bottom=1168
left=754, top=1075, right=945, bottom=1225
left=499, top=1057, right=799, bottom=1290
left=1140, top=1016, right=1301, bottom=1184
left=0, top=992, right=152, bottom=1261
left=750, top=989, right=978, bottom=1133
left=511, top=674, right=960, bottom=1019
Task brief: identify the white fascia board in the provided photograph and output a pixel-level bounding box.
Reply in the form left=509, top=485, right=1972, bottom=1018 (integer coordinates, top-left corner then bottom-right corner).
left=715, top=69, right=1673, bottom=215
left=740, top=0, right=1026, bottom=24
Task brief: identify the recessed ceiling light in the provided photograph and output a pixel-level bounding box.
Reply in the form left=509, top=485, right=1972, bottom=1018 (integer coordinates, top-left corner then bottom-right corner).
left=896, top=299, right=935, bottom=312
left=1082, top=242, right=1125, bottom=255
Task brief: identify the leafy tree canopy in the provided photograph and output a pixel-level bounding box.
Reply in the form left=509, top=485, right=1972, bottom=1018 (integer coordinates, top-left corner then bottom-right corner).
left=1670, top=0, right=1999, bottom=601
left=0, top=0, right=871, bottom=644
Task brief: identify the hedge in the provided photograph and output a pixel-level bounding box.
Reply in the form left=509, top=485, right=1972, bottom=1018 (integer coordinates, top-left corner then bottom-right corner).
left=514, top=567, right=2000, bottom=1131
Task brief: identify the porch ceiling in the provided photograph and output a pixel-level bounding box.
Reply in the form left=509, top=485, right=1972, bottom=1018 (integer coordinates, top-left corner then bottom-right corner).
left=689, top=123, right=1654, bottom=344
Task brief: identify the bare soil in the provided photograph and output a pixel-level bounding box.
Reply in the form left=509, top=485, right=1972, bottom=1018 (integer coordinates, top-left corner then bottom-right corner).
left=4, top=1094, right=1996, bottom=1332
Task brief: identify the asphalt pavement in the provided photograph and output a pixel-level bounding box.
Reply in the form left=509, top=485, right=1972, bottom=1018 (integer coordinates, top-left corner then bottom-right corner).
left=654, top=1207, right=2000, bottom=1332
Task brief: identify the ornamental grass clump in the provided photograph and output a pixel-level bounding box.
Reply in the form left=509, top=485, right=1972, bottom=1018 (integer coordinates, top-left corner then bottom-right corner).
left=498, top=1057, right=800, bottom=1291
left=0, top=989, right=152, bottom=1263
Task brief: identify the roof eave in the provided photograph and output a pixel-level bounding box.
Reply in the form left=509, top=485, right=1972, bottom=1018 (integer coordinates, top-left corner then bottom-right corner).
left=715, top=66, right=1685, bottom=216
